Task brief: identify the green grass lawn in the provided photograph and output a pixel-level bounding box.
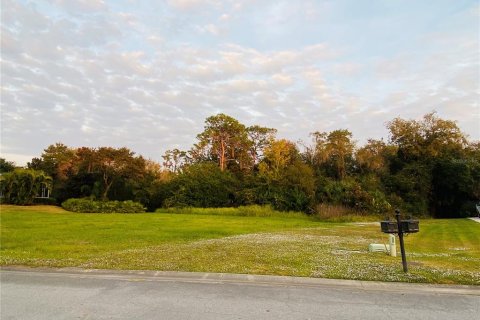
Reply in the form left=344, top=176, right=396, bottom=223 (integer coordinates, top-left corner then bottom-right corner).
left=1, top=205, right=479, bottom=285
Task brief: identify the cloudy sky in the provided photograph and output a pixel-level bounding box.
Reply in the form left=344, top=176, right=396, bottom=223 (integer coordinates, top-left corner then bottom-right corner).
left=1, top=0, right=479, bottom=165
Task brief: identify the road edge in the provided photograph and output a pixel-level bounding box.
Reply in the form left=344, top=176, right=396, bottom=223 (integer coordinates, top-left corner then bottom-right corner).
left=1, top=266, right=478, bottom=295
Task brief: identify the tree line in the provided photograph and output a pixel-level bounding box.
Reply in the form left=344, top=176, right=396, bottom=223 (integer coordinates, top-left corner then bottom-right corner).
left=1, top=112, right=479, bottom=218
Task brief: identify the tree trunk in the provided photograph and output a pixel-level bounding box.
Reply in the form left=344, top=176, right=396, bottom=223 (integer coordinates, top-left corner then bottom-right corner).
left=102, top=173, right=112, bottom=200
left=220, top=140, right=226, bottom=171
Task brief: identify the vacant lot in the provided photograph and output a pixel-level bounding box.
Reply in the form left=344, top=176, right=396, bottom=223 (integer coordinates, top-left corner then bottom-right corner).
left=1, top=205, right=479, bottom=285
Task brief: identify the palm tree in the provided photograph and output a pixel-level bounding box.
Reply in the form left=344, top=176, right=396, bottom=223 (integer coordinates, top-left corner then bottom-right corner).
left=0, top=169, right=52, bottom=205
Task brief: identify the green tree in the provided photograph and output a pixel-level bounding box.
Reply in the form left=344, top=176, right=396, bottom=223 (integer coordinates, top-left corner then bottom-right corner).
left=387, top=112, right=466, bottom=161
left=257, top=140, right=315, bottom=212
left=355, top=139, right=395, bottom=174
left=311, top=129, right=355, bottom=179
left=26, top=143, right=75, bottom=202
left=93, top=147, right=146, bottom=200
left=162, top=148, right=187, bottom=173
left=247, top=125, right=277, bottom=165
left=431, top=158, right=480, bottom=217
left=259, top=139, right=299, bottom=180
left=29, top=144, right=151, bottom=203
left=0, top=158, right=16, bottom=173
left=39, top=142, right=76, bottom=179
left=130, top=159, right=172, bottom=211
left=386, top=112, right=473, bottom=217
left=0, top=169, right=52, bottom=205
left=280, top=161, right=316, bottom=212
left=27, top=157, right=43, bottom=171
left=164, top=162, right=238, bottom=207
left=194, top=114, right=252, bottom=171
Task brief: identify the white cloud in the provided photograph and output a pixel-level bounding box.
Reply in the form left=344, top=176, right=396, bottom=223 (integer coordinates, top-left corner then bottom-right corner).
left=332, top=62, right=363, bottom=77
left=196, top=23, right=220, bottom=36
left=219, top=13, right=230, bottom=21
left=271, top=73, right=293, bottom=86
left=374, top=54, right=412, bottom=79
left=167, top=0, right=220, bottom=11
left=51, top=0, right=107, bottom=13
left=1, top=1, right=478, bottom=166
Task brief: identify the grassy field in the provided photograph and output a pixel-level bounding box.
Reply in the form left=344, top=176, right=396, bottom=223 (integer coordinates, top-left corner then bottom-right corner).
left=1, top=205, right=479, bottom=285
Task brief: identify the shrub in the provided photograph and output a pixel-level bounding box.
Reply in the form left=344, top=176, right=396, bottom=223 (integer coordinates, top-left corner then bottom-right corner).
left=317, top=177, right=391, bottom=214
left=163, top=163, right=239, bottom=208
left=62, top=198, right=145, bottom=213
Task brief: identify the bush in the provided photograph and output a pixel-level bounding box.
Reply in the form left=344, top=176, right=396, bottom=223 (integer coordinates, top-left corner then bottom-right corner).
left=316, top=177, right=391, bottom=214
left=163, top=163, right=239, bottom=208
left=62, top=198, right=145, bottom=213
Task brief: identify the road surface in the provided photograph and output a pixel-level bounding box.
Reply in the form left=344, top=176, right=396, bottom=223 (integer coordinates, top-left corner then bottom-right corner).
left=1, top=268, right=479, bottom=319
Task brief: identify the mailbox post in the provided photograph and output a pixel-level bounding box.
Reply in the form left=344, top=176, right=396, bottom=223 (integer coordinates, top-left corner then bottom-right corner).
left=396, top=210, right=408, bottom=272
left=380, top=209, right=419, bottom=273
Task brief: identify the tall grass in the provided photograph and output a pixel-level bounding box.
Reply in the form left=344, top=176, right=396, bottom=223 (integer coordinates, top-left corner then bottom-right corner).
left=156, top=205, right=307, bottom=219
left=313, top=203, right=381, bottom=222
left=156, top=204, right=383, bottom=222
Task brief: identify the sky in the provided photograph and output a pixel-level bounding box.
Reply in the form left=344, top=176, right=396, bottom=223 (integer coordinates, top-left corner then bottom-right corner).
left=1, top=0, right=479, bottom=166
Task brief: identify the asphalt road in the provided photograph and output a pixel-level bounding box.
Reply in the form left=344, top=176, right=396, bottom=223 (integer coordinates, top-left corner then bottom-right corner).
left=1, top=268, right=479, bottom=320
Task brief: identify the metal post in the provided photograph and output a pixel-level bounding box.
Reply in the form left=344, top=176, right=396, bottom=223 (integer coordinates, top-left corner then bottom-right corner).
left=396, top=209, right=408, bottom=273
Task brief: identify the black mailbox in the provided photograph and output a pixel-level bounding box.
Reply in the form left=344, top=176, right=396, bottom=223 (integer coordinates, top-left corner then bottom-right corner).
left=401, top=220, right=419, bottom=233
left=381, top=221, right=398, bottom=233
left=381, top=219, right=419, bottom=234
left=381, top=210, right=419, bottom=273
